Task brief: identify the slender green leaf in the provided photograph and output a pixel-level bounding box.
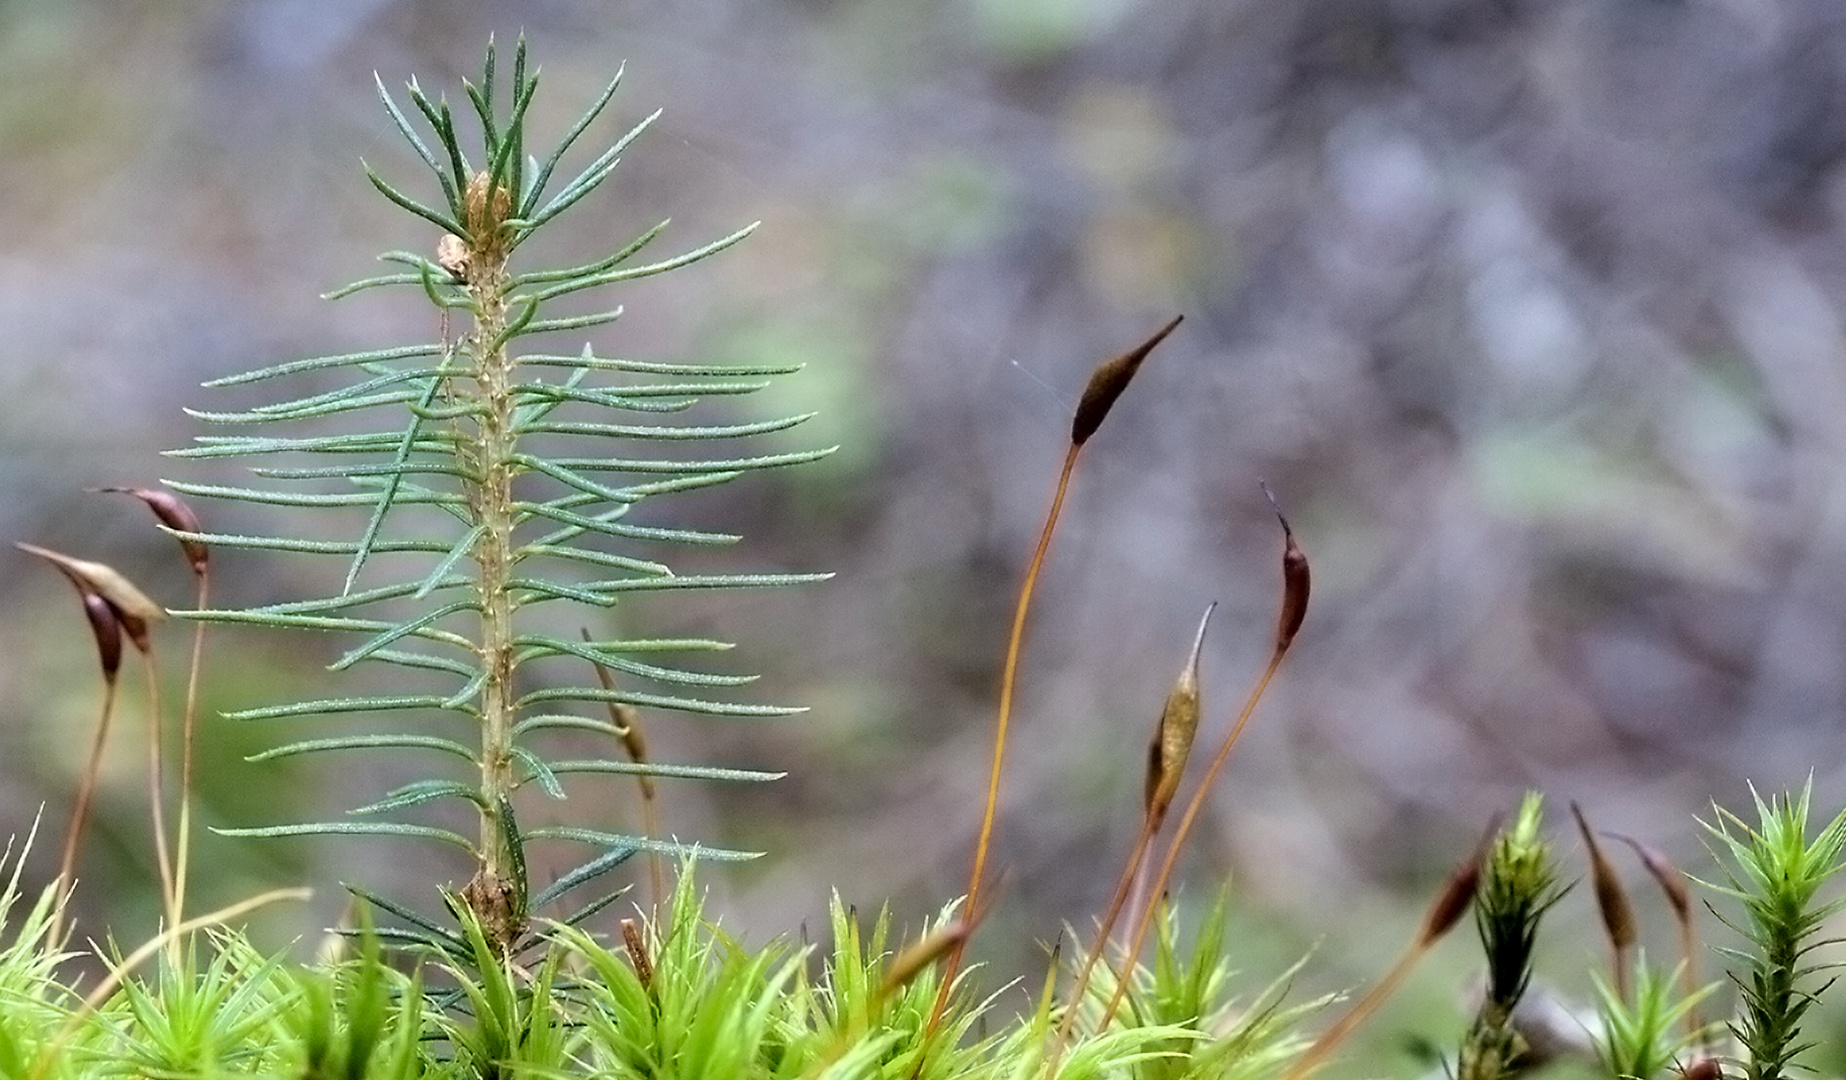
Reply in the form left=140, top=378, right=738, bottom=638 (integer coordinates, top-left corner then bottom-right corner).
left=513, top=747, right=566, bottom=800
left=164, top=531, right=457, bottom=556
left=522, top=222, right=758, bottom=303
left=160, top=480, right=463, bottom=509
left=521, top=64, right=626, bottom=217
left=226, top=696, right=475, bottom=721
left=346, top=364, right=456, bottom=594
left=529, top=847, right=635, bottom=910
left=188, top=391, right=425, bottom=423
left=245, top=734, right=476, bottom=762
left=515, top=307, right=625, bottom=338
left=249, top=461, right=474, bottom=480
left=581, top=571, right=833, bottom=594
left=331, top=599, right=480, bottom=671
left=524, top=108, right=660, bottom=229
left=513, top=219, right=668, bottom=285
left=515, top=502, right=735, bottom=546
left=375, top=73, right=460, bottom=216
left=364, top=162, right=465, bottom=235
left=522, top=826, right=758, bottom=861
left=517, top=413, right=815, bottom=440
left=514, top=634, right=757, bottom=687
left=342, top=881, right=468, bottom=949
left=417, top=524, right=485, bottom=600
left=242, top=577, right=471, bottom=615
left=201, top=344, right=442, bottom=387
left=547, top=446, right=836, bottom=473
left=544, top=759, right=784, bottom=783
left=517, top=684, right=805, bottom=718
left=217, top=822, right=475, bottom=850
left=350, top=781, right=484, bottom=816
left=517, top=352, right=802, bottom=376
left=177, top=609, right=474, bottom=652
left=510, top=379, right=767, bottom=406
left=170, top=431, right=458, bottom=457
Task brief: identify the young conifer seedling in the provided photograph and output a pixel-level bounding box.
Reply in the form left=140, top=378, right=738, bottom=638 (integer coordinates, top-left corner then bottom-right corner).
left=166, top=37, right=829, bottom=955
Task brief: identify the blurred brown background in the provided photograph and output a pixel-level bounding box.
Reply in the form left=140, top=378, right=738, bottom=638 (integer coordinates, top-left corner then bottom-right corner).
left=5, top=0, right=1846, bottom=1071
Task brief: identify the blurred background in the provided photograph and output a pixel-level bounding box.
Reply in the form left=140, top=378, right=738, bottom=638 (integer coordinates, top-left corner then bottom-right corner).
left=6, top=0, right=1846, bottom=1072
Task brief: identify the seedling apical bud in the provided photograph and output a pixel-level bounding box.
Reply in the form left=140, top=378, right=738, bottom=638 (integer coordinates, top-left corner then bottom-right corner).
left=92, top=486, right=208, bottom=576
left=464, top=171, right=514, bottom=252
left=1144, top=603, right=1214, bottom=826
left=1070, top=315, right=1183, bottom=447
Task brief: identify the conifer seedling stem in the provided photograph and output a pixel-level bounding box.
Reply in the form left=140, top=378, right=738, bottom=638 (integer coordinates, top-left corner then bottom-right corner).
left=462, top=230, right=526, bottom=948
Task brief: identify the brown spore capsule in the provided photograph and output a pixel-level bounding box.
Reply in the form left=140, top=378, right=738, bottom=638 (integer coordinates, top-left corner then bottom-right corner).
left=621, top=917, right=654, bottom=990
left=882, top=919, right=971, bottom=996
left=1610, top=832, right=1692, bottom=924
left=1261, top=483, right=1310, bottom=654
left=1144, top=603, right=1215, bottom=824
left=94, top=486, right=208, bottom=576
left=1572, top=802, right=1636, bottom=954
left=1419, top=842, right=1484, bottom=946
left=1070, top=315, right=1183, bottom=447
left=80, top=591, right=123, bottom=683
left=17, top=543, right=163, bottom=653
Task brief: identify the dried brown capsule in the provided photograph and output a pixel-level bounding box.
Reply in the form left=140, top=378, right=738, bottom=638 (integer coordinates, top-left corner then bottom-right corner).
left=1610, top=832, right=1692, bottom=924
left=1261, top=483, right=1310, bottom=654
left=93, top=486, right=208, bottom=576
left=1419, top=839, right=1485, bottom=946
left=80, top=591, right=123, bottom=683
left=621, top=917, right=654, bottom=989
left=882, top=919, right=971, bottom=996
left=1572, top=802, right=1637, bottom=955
left=1070, top=315, right=1183, bottom=447
left=17, top=543, right=164, bottom=653
left=1144, top=604, right=1214, bottom=825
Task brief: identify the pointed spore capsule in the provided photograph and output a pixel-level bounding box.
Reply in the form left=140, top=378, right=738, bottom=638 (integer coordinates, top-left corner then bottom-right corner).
left=1144, top=602, right=1214, bottom=827
left=1070, top=315, right=1183, bottom=447
left=80, top=592, right=124, bottom=684
left=93, top=486, right=209, bottom=576
left=1261, top=482, right=1310, bottom=654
